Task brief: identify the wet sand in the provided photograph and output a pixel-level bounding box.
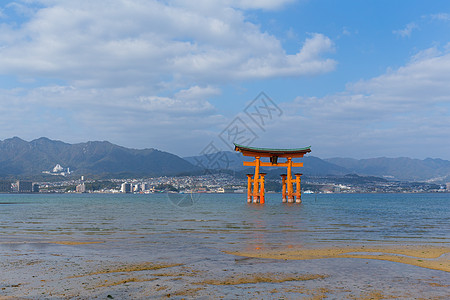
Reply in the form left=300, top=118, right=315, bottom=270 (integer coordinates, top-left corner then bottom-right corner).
left=227, top=245, right=450, bottom=272
left=1, top=241, right=449, bottom=299
left=49, top=241, right=104, bottom=245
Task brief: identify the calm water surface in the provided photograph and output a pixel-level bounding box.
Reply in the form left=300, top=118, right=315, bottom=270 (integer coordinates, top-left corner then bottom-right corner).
left=0, top=193, right=448, bottom=250
left=0, top=193, right=449, bottom=299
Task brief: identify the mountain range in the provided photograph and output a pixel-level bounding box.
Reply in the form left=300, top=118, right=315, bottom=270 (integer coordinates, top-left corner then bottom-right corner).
left=0, top=137, right=198, bottom=179
left=324, top=157, right=450, bottom=182
left=0, top=137, right=449, bottom=183
left=185, top=151, right=450, bottom=183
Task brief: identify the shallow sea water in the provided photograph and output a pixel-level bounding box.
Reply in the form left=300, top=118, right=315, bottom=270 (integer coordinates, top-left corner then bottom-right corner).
left=0, top=193, right=449, bottom=299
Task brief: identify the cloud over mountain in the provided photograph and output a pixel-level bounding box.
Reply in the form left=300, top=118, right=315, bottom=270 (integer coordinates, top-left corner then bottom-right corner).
left=0, top=0, right=336, bottom=154
left=0, top=1, right=448, bottom=160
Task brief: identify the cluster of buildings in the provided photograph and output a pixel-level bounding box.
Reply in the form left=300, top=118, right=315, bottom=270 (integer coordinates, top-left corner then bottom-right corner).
left=120, top=182, right=149, bottom=193
left=118, top=174, right=244, bottom=194
left=1, top=174, right=450, bottom=194
left=303, top=175, right=450, bottom=194
left=0, top=180, right=40, bottom=193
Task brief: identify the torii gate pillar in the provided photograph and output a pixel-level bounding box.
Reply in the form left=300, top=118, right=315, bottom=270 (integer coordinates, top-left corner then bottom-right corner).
left=295, top=173, right=302, bottom=203
left=281, top=174, right=287, bottom=203
left=246, top=174, right=252, bottom=203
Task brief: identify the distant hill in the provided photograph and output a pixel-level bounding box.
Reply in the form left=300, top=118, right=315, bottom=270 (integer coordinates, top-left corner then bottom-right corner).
left=325, top=157, right=450, bottom=183
left=0, top=137, right=199, bottom=178
left=187, top=151, right=450, bottom=183
left=2, top=137, right=449, bottom=183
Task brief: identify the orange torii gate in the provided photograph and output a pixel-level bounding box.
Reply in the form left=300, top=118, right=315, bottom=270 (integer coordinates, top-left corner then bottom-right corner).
left=234, top=143, right=311, bottom=204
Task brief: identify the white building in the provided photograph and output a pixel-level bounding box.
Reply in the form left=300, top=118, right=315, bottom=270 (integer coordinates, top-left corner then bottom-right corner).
left=121, top=182, right=131, bottom=193
left=76, top=183, right=86, bottom=193
left=53, top=164, right=64, bottom=173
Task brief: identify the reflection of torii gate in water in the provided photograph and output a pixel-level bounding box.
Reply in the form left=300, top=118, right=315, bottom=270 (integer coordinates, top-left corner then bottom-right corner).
left=234, top=143, right=311, bottom=204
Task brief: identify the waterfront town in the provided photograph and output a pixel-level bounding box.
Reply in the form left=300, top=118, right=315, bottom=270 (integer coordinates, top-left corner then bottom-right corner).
left=1, top=173, right=449, bottom=194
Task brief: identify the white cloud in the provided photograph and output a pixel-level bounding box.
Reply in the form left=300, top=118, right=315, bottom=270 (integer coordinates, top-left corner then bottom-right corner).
left=228, top=0, right=296, bottom=10
left=0, top=0, right=335, bottom=89
left=341, top=27, right=351, bottom=36
left=429, top=13, right=450, bottom=22
left=173, top=0, right=296, bottom=12
left=4, top=1, right=37, bottom=18
left=270, top=46, right=450, bottom=159
left=16, top=43, right=447, bottom=158
left=0, top=0, right=337, bottom=154
left=350, top=46, right=450, bottom=103
left=174, top=85, right=221, bottom=101
left=138, top=86, right=218, bottom=113
left=393, top=22, right=417, bottom=37
left=240, top=33, right=336, bottom=78
left=171, top=33, right=336, bottom=80
left=0, top=84, right=226, bottom=152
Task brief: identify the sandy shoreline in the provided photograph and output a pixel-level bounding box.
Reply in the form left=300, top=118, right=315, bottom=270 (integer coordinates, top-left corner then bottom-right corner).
left=226, top=245, right=450, bottom=272
left=1, top=241, right=449, bottom=299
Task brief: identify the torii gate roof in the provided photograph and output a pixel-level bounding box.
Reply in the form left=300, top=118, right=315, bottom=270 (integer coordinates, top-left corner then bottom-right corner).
left=234, top=143, right=311, bottom=158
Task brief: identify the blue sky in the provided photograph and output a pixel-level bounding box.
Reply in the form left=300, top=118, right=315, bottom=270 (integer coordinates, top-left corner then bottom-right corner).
left=0, top=0, right=449, bottom=159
